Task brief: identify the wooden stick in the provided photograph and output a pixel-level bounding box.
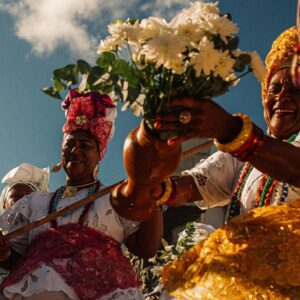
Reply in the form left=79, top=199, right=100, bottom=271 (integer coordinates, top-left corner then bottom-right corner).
left=4, top=140, right=213, bottom=241
left=4, top=181, right=123, bottom=240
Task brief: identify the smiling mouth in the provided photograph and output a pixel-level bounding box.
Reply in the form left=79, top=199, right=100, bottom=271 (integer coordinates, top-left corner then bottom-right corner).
left=68, top=159, right=82, bottom=164
left=273, top=108, right=296, bottom=116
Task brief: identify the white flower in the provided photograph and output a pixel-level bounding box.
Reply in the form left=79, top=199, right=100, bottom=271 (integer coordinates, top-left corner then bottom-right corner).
left=123, top=21, right=144, bottom=44
left=131, top=45, right=146, bottom=68
left=214, top=50, right=235, bottom=80
left=108, top=21, right=125, bottom=39
left=141, top=29, right=186, bottom=73
left=202, top=14, right=238, bottom=42
left=192, top=44, right=235, bottom=80
left=140, top=17, right=169, bottom=41
left=249, top=51, right=266, bottom=82
left=170, top=1, right=219, bottom=27
left=97, top=37, right=122, bottom=54
left=191, top=1, right=220, bottom=16
left=190, top=37, right=220, bottom=76
left=175, top=21, right=204, bottom=46
left=107, top=20, right=143, bottom=45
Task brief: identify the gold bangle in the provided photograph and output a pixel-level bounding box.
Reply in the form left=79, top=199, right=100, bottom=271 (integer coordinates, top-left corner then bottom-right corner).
left=156, top=178, right=173, bottom=207
left=214, top=113, right=253, bottom=153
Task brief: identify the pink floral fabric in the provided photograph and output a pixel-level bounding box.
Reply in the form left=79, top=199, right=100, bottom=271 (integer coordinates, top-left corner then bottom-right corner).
left=62, top=90, right=116, bottom=159
left=1, top=224, right=140, bottom=300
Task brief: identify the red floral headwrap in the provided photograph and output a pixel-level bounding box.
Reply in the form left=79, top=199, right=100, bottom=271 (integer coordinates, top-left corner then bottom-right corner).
left=62, top=89, right=117, bottom=160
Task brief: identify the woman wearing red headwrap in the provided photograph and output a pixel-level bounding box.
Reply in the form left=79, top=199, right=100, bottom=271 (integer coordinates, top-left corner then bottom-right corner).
left=0, top=90, right=175, bottom=300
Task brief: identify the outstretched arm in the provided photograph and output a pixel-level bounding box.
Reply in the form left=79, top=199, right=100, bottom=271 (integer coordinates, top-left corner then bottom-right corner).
left=156, top=97, right=300, bottom=187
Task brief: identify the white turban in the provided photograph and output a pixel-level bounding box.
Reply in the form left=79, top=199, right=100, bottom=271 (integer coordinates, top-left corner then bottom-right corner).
left=0, top=163, right=50, bottom=213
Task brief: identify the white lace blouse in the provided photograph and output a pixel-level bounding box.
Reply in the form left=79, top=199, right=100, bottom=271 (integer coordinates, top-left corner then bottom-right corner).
left=0, top=187, right=144, bottom=300
left=183, top=133, right=300, bottom=214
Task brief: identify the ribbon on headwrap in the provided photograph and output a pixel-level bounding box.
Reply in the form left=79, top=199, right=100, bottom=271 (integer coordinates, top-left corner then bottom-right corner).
left=62, top=90, right=117, bottom=160
left=262, top=26, right=299, bottom=101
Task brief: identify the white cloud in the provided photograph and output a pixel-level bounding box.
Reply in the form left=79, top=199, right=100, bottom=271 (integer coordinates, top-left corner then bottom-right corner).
left=140, top=0, right=190, bottom=19
left=0, top=0, right=191, bottom=58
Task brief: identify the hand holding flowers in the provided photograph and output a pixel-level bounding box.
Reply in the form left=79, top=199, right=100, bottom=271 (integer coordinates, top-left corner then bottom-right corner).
left=43, top=1, right=265, bottom=137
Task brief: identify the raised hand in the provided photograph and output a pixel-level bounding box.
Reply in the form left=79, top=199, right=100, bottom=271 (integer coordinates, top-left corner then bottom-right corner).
left=154, top=97, right=241, bottom=146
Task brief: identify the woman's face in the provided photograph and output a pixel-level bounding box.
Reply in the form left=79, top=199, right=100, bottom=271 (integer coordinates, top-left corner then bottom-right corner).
left=5, top=183, right=34, bottom=209
left=61, top=130, right=100, bottom=185
left=264, top=68, right=300, bottom=139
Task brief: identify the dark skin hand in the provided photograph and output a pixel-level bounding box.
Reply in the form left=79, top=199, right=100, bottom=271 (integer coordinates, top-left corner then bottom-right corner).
left=154, top=67, right=300, bottom=205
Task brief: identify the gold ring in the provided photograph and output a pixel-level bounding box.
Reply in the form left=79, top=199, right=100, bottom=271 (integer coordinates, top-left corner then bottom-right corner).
left=179, top=110, right=192, bottom=124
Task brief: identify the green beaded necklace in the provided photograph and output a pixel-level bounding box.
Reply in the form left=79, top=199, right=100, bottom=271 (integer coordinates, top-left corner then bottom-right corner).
left=229, top=132, right=298, bottom=219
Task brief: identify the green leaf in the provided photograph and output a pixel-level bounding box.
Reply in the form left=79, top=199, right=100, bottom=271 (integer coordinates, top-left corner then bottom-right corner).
left=87, top=66, right=106, bottom=86
left=113, top=18, right=123, bottom=24
left=111, top=59, right=130, bottom=75
left=53, top=64, right=78, bottom=85
left=77, top=59, right=92, bottom=74
left=227, top=36, right=239, bottom=50
left=234, top=54, right=251, bottom=72
left=51, top=76, right=66, bottom=92
left=100, top=84, right=113, bottom=94
left=97, top=52, right=116, bottom=68
left=126, top=18, right=140, bottom=25
left=41, top=87, right=62, bottom=100
left=126, top=86, right=141, bottom=103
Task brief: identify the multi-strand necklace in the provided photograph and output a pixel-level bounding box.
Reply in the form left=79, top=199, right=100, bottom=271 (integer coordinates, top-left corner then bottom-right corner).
left=48, top=180, right=100, bottom=228
left=229, top=133, right=297, bottom=219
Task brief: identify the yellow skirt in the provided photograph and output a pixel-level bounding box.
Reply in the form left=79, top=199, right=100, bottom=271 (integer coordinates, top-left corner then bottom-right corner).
left=162, top=200, right=300, bottom=300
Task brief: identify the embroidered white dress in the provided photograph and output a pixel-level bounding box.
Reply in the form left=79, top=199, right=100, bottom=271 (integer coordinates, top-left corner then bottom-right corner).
left=183, top=133, right=300, bottom=214
left=0, top=188, right=144, bottom=300
left=160, top=134, right=300, bottom=300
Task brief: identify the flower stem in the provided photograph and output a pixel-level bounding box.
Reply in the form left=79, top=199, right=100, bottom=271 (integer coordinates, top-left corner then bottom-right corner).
left=126, top=41, right=138, bottom=70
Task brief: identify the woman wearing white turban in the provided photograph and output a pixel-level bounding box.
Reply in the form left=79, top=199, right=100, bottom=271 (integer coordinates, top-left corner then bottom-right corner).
left=0, top=163, right=50, bottom=214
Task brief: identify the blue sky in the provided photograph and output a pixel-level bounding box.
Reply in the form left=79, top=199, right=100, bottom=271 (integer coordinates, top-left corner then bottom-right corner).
left=0, top=0, right=297, bottom=189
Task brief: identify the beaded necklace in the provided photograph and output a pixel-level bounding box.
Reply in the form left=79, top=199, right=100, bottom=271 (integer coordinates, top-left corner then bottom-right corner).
left=48, top=180, right=100, bottom=228
left=228, top=132, right=297, bottom=219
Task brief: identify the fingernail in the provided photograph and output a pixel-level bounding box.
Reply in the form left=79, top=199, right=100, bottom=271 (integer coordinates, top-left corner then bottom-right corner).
left=154, top=122, right=162, bottom=129
left=167, top=138, right=177, bottom=146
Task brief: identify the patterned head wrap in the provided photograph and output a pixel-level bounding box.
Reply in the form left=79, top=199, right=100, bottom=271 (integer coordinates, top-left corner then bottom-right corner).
left=262, top=26, right=298, bottom=101
left=0, top=163, right=50, bottom=213
left=62, top=90, right=117, bottom=160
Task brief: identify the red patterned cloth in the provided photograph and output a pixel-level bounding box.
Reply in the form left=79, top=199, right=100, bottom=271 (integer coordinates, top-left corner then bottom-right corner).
left=1, top=224, right=140, bottom=300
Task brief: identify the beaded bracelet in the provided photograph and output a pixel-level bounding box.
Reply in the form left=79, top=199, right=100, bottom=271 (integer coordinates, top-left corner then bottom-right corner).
left=231, top=124, right=265, bottom=161
left=214, top=113, right=253, bottom=153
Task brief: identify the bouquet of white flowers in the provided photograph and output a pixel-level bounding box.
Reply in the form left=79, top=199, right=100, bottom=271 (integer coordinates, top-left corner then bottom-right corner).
left=43, top=1, right=265, bottom=133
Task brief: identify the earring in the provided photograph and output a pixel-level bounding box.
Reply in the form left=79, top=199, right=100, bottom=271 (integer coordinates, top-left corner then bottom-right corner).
left=93, top=164, right=99, bottom=179
left=51, top=162, right=62, bottom=173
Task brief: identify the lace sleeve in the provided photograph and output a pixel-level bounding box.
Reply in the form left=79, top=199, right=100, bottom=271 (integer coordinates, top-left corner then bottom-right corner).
left=183, top=151, right=243, bottom=208
left=0, top=194, right=32, bottom=255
